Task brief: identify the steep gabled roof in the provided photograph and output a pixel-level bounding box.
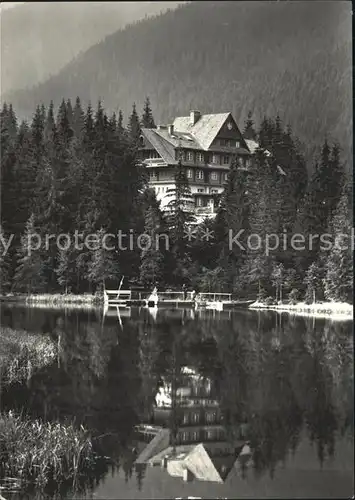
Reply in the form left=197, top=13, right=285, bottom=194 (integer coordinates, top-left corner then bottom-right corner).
left=173, top=113, right=231, bottom=150
left=141, top=128, right=178, bottom=165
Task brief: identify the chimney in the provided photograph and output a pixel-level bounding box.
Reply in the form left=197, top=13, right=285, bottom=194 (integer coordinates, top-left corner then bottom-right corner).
left=190, top=110, right=201, bottom=126
left=168, top=124, right=174, bottom=135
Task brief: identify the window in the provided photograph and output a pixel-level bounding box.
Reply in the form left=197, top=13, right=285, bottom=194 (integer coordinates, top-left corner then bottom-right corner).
left=196, top=152, right=204, bottom=163
left=186, top=151, right=194, bottom=162
left=211, top=189, right=218, bottom=194
left=196, top=170, right=204, bottom=180
left=212, top=154, right=219, bottom=164
left=246, top=158, right=252, bottom=168
left=223, top=155, right=229, bottom=165
left=150, top=171, right=158, bottom=180
left=192, top=412, right=200, bottom=423
left=210, top=172, right=218, bottom=181
left=197, top=198, right=203, bottom=207
left=236, top=141, right=240, bottom=148
left=198, top=188, right=204, bottom=193
left=206, top=411, right=216, bottom=423
left=191, top=431, right=199, bottom=441
left=183, top=413, right=189, bottom=424
left=223, top=173, right=228, bottom=182
left=220, top=139, right=227, bottom=146
left=187, top=169, right=193, bottom=179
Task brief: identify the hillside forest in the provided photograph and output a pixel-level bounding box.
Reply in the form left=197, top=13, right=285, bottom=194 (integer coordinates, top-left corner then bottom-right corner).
left=0, top=98, right=353, bottom=304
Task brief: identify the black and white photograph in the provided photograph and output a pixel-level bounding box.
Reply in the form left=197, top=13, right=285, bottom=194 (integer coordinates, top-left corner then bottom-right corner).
left=0, top=1, right=353, bottom=499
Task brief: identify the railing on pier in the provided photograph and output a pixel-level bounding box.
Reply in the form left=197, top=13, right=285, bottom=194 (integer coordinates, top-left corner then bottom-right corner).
left=197, top=292, right=232, bottom=302
left=105, top=289, right=132, bottom=302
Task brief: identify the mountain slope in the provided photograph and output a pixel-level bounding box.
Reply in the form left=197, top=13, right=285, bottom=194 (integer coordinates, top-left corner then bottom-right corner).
left=0, top=1, right=182, bottom=94
left=4, top=1, right=352, bottom=163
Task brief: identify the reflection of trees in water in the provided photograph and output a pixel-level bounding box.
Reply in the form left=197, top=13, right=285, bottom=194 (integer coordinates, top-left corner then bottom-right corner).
left=2, top=306, right=353, bottom=491
left=139, top=309, right=353, bottom=480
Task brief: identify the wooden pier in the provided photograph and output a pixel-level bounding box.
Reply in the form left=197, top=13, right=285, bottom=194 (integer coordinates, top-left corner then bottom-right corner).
left=104, top=288, right=253, bottom=310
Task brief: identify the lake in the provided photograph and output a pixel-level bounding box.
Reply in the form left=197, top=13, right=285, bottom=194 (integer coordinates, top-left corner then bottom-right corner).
left=0, top=305, right=353, bottom=499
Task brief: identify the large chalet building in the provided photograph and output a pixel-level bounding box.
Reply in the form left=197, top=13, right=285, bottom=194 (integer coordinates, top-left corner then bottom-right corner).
left=139, top=110, right=255, bottom=221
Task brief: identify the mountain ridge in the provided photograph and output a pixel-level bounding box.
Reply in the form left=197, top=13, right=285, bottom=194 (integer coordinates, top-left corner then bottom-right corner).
left=3, top=1, right=352, bottom=164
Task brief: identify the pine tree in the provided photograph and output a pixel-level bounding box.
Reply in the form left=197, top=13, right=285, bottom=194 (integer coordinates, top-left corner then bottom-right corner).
left=13, top=214, right=47, bottom=294
left=165, top=158, right=195, bottom=285
left=140, top=205, right=165, bottom=286
left=214, top=159, right=250, bottom=291
left=271, top=262, right=284, bottom=302
left=323, top=187, right=353, bottom=302
left=0, top=225, right=11, bottom=294
left=44, top=100, right=57, bottom=143
left=117, top=109, right=124, bottom=136
left=128, top=103, right=141, bottom=144
left=86, top=228, right=119, bottom=291
left=72, top=96, right=85, bottom=141
left=304, top=261, right=323, bottom=304
left=243, top=111, right=257, bottom=141
left=141, top=97, right=156, bottom=129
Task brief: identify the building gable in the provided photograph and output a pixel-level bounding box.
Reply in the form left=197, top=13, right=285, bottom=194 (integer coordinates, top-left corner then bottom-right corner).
left=210, top=114, right=249, bottom=151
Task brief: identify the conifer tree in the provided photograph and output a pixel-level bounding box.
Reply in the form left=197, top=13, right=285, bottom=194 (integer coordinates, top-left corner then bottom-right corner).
left=243, top=111, right=257, bottom=140
left=214, top=159, right=249, bottom=291
left=72, top=96, right=85, bottom=141
left=0, top=225, right=11, bottom=294
left=165, top=158, right=195, bottom=285
left=44, top=100, right=57, bottom=143
left=86, top=228, right=119, bottom=291
left=13, top=214, right=47, bottom=294
left=323, top=187, right=353, bottom=302
left=140, top=205, right=165, bottom=286
left=117, top=109, right=124, bottom=136
left=141, top=97, right=156, bottom=129
left=128, top=103, right=141, bottom=144
left=304, top=261, right=323, bottom=304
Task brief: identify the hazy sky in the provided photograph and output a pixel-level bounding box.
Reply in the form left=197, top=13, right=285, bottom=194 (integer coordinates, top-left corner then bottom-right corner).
left=0, top=2, right=25, bottom=11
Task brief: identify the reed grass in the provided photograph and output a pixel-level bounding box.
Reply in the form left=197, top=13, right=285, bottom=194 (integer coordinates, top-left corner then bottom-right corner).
left=25, top=293, right=103, bottom=306
left=0, top=327, right=56, bottom=385
left=0, top=411, right=96, bottom=492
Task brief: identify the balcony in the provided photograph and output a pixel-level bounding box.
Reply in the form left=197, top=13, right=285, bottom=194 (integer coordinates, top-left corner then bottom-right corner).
left=143, top=158, right=168, bottom=168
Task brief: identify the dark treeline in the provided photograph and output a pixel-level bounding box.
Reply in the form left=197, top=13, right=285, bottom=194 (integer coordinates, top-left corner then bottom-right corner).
left=0, top=98, right=352, bottom=303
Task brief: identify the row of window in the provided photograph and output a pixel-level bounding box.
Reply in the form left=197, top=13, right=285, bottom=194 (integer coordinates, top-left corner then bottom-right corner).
left=219, top=138, right=241, bottom=148
left=149, top=171, right=229, bottom=182
left=182, top=411, right=218, bottom=424
left=187, top=170, right=228, bottom=182
left=178, top=428, right=224, bottom=443
left=181, top=151, right=231, bottom=165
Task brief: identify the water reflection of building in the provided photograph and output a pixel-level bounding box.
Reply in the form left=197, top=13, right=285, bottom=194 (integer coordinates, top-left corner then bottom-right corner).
left=135, top=366, right=248, bottom=483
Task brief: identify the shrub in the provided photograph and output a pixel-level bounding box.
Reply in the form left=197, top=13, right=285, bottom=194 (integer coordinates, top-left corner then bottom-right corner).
left=288, top=288, right=300, bottom=305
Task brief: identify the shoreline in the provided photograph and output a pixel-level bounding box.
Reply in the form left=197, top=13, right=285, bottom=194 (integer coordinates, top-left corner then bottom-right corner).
left=249, top=301, right=353, bottom=320
left=0, top=293, right=103, bottom=306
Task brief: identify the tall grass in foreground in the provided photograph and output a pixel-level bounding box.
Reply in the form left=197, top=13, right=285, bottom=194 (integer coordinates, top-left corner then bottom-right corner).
left=0, top=411, right=97, bottom=493
left=0, top=327, right=56, bottom=385
left=25, top=293, right=103, bottom=305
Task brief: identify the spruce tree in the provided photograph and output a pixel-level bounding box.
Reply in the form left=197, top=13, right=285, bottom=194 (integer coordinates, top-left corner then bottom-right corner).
left=13, top=214, right=47, bottom=294
left=0, top=225, right=11, bottom=294
left=140, top=205, right=165, bottom=286
left=323, top=187, right=353, bottom=302
left=128, top=103, right=141, bottom=144
left=243, top=111, right=257, bottom=141
left=73, top=96, right=85, bottom=141
left=86, top=228, right=119, bottom=291
left=304, top=261, right=323, bottom=304
left=165, top=158, right=195, bottom=285
left=141, top=97, right=156, bottom=129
